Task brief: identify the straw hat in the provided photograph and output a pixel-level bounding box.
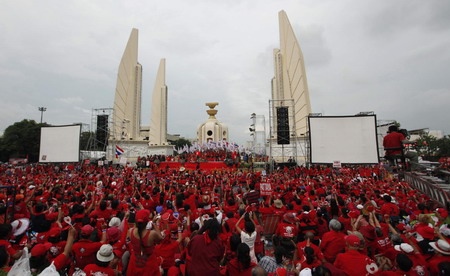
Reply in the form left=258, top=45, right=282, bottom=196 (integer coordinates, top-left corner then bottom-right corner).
left=274, top=199, right=283, bottom=209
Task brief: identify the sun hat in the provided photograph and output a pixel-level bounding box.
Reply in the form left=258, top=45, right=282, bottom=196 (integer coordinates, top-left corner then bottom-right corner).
left=394, top=243, right=414, bottom=254
left=96, top=244, right=115, bottom=262
left=109, top=217, right=121, bottom=227
left=11, top=218, right=30, bottom=236
left=429, top=239, right=450, bottom=255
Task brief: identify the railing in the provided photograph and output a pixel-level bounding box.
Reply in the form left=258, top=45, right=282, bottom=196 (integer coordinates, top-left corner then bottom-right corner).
left=404, top=172, right=450, bottom=207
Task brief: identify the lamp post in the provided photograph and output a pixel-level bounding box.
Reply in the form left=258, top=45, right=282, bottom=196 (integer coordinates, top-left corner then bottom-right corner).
left=38, top=107, right=47, bottom=124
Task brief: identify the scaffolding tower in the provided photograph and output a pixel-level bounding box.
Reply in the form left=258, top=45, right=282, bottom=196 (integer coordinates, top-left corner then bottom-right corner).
left=268, top=99, right=299, bottom=170
left=86, top=108, right=114, bottom=152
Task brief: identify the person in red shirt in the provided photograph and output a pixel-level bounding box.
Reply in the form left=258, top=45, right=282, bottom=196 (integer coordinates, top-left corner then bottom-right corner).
left=334, top=235, right=378, bottom=276
left=83, top=244, right=117, bottom=276
left=29, top=227, right=76, bottom=275
left=155, top=227, right=183, bottom=273
left=274, top=213, right=298, bottom=258
left=72, top=224, right=107, bottom=270
left=383, top=125, right=418, bottom=170
left=428, top=239, right=450, bottom=275
left=296, top=232, right=324, bottom=263
left=320, top=219, right=346, bottom=263
left=0, top=224, right=23, bottom=260
left=380, top=195, right=400, bottom=217
left=187, top=218, right=225, bottom=276
left=226, top=243, right=257, bottom=276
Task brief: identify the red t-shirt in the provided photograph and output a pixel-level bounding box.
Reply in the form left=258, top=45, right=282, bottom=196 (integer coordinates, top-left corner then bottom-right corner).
left=383, top=132, right=405, bottom=155
left=155, top=240, right=180, bottom=269
left=320, top=231, right=346, bottom=262
left=0, top=240, right=17, bottom=256
left=275, top=222, right=298, bottom=238
left=334, top=250, right=377, bottom=276
left=72, top=239, right=104, bottom=269
left=187, top=234, right=225, bottom=276
left=84, top=263, right=115, bottom=276
left=226, top=258, right=256, bottom=276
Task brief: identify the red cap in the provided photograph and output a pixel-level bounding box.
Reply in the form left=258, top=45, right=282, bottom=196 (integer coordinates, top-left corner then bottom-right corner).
left=436, top=208, right=449, bottom=219
left=349, top=211, right=359, bottom=219
left=136, top=209, right=150, bottom=223
left=417, top=226, right=435, bottom=240
left=396, top=223, right=406, bottom=231
left=31, top=243, right=52, bottom=257
left=81, top=225, right=94, bottom=236
left=47, top=227, right=62, bottom=238
left=107, top=227, right=120, bottom=241
left=345, top=234, right=361, bottom=247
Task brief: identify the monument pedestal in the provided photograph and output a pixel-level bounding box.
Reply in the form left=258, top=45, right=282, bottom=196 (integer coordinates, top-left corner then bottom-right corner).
left=107, top=140, right=174, bottom=164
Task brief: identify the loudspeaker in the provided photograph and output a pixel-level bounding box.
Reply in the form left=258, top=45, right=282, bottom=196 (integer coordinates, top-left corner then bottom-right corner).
left=276, top=106, right=290, bottom=145
left=96, top=115, right=108, bottom=148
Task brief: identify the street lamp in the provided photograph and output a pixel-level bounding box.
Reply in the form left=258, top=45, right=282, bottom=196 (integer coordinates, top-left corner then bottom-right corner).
left=38, top=107, right=47, bottom=124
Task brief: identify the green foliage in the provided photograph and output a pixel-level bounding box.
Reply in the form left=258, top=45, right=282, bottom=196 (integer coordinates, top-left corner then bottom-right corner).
left=415, top=133, right=450, bottom=159
left=0, top=119, right=50, bottom=162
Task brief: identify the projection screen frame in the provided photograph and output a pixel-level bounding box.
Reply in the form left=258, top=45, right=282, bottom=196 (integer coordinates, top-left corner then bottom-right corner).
left=39, top=124, right=82, bottom=163
left=308, top=115, right=380, bottom=165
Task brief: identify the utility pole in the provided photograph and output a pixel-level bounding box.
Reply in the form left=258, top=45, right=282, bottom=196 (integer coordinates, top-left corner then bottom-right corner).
left=38, top=107, right=47, bottom=123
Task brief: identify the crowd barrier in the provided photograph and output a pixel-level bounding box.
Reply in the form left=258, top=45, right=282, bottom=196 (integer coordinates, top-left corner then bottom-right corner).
left=404, top=172, right=450, bottom=207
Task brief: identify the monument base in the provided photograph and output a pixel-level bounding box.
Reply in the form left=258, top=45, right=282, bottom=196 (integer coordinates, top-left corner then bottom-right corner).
left=107, top=140, right=174, bottom=164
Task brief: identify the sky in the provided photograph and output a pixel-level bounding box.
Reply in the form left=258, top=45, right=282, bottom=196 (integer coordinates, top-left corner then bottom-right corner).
left=1, top=0, right=449, bottom=144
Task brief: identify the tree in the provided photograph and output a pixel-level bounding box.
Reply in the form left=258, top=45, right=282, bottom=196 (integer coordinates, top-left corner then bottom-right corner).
left=0, top=119, right=50, bottom=162
left=415, top=134, right=450, bottom=161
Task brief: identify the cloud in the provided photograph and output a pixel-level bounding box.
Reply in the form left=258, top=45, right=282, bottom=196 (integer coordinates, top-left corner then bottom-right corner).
left=0, top=0, right=449, bottom=146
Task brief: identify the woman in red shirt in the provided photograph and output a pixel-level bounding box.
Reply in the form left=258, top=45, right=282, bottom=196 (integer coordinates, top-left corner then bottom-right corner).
left=226, top=243, right=257, bottom=276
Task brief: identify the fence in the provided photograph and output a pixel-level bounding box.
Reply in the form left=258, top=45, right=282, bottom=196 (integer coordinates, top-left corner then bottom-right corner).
left=404, top=172, right=450, bottom=207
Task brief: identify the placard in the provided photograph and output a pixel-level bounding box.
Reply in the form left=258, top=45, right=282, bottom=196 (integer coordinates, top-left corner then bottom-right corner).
left=260, top=183, right=272, bottom=196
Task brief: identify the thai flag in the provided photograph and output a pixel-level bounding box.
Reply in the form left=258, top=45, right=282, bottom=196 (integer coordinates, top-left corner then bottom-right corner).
left=115, top=145, right=124, bottom=158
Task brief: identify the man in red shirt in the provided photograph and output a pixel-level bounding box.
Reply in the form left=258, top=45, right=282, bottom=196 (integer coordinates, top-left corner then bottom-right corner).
left=428, top=239, right=450, bottom=275
left=334, top=235, right=378, bottom=276
left=383, top=126, right=418, bottom=170
left=83, top=244, right=117, bottom=276
left=72, top=224, right=107, bottom=269
left=320, top=219, right=346, bottom=263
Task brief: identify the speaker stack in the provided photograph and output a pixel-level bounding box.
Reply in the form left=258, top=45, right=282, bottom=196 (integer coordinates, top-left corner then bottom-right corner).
left=96, top=115, right=109, bottom=148
left=276, top=106, right=290, bottom=145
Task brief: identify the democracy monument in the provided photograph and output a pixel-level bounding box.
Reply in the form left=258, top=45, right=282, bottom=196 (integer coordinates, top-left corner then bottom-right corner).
left=104, top=10, right=312, bottom=164
left=106, top=29, right=173, bottom=162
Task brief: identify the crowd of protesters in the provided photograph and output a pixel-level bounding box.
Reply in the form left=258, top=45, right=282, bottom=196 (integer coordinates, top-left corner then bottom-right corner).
left=0, top=158, right=449, bottom=276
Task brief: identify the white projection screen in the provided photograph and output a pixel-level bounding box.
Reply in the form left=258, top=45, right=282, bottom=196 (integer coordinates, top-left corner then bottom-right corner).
left=39, top=125, right=81, bottom=163
left=309, top=115, right=379, bottom=164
